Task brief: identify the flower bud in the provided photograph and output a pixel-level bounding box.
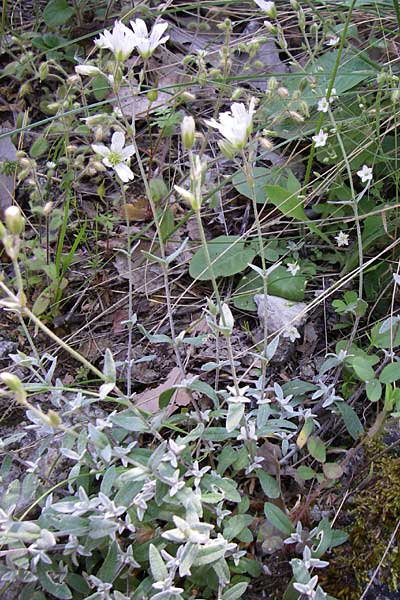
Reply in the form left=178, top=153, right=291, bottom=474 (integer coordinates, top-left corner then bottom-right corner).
left=181, top=91, right=196, bottom=102
left=181, top=115, right=196, bottom=150
left=75, top=65, right=101, bottom=76
left=67, top=75, right=81, bottom=86
left=231, top=87, right=244, bottom=100
left=263, top=20, right=276, bottom=33
left=147, top=89, right=158, bottom=103
left=218, top=139, right=236, bottom=159
left=277, top=86, right=289, bottom=98
left=18, top=157, right=31, bottom=169
left=46, top=410, right=62, bottom=427
left=260, top=137, right=274, bottom=151
left=5, top=206, right=25, bottom=235
left=0, top=372, right=26, bottom=403
left=39, top=62, right=49, bottom=81
left=43, top=202, right=54, bottom=217
left=174, top=185, right=196, bottom=208
left=288, top=110, right=305, bottom=123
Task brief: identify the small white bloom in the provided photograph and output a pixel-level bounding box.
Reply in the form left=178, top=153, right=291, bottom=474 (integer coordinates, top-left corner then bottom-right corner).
left=357, top=164, right=373, bottom=184
left=206, top=97, right=256, bottom=151
left=287, top=262, right=300, bottom=276
left=335, top=231, right=349, bottom=247
left=254, top=0, right=276, bottom=17
left=226, top=384, right=251, bottom=404
left=95, top=20, right=136, bottom=61
left=393, top=273, right=400, bottom=286
left=237, top=420, right=258, bottom=442
left=92, top=131, right=135, bottom=182
left=302, top=545, right=329, bottom=569
left=168, top=470, right=185, bottom=497
left=312, top=129, right=328, bottom=148
left=326, top=36, right=340, bottom=46
left=46, top=161, right=56, bottom=169
left=293, top=575, right=319, bottom=597
left=185, top=460, right=211, bottom=487
left=317, top=97, right=329, bottom=113
left=215, top=502, right=231, bottom=527
left=130, top=18, right=169, bottom=59
left=282, top=325, right=300, bottom=343
left=325, top=87, right=338, bottom=101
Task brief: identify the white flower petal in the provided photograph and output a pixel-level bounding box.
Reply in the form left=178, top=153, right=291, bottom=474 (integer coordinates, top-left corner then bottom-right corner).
left=91, top=144, right=110, bottom=157
left=115, top=163, right=134, bottom=182
left=111, top=131, right=126, bottom=152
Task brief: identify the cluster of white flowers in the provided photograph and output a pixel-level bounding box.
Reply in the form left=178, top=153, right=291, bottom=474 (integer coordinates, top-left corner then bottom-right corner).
left=94, top=18, right=169, bottom=61
left=206, top=97, right=256, bottom=153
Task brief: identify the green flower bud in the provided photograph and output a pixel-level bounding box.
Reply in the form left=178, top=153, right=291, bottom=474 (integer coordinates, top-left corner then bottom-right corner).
left=5, top=206, right=25, bottom=235
left=181, top=115, right=196, bottom=150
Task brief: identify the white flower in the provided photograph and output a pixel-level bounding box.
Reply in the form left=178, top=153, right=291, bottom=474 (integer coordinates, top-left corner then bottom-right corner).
left=237, top=420, right=258, bottom=442
left=185, top=460, right=211, bottom=487
left=92, top=131, right=135, bottom=182
left=287, top=262, right=300, bottom=276
left=312, top=129, right=328, bottom=148
left=152, top=577, right=184, bottom=600
left=325, top=87, right=338, bottom=101
left=282, top=325, right=300, bottom=343
left=46, top=161, right=56, bottom=169
left=302, top=546, right=329, bottom=569
left=326, top=36, right=340, bottom=46
left=205, top=97, right=256, bottom=151
left=293, top=575, right=320, bottom=598
left=95, top=20, right=136, bottom=61
left=393, top=273, right=400, bottom=286
left=254, top=0, right=276, bottom=17
left=168, top=469, right=185, bottom=497
left=226, top=384, right=251, bottom=404
left=335, top=231, right=349, bottom=247
left=75, top=65, right=101, bottom=76
left=215, top=502, right=231, bottom=527
left=130, top=18, right=169, bottom=59
left=162, top=515, right=214, bottom=544
left=357, top=164, right=373, bottom=184
left=317, top=97, right=329, bottom=113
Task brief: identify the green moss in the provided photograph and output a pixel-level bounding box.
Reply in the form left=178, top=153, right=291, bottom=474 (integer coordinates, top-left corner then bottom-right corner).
left=321, top=439, right=400, bottom=599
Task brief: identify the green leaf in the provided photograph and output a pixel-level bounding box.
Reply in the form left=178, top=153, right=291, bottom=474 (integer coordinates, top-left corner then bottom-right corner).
left=264, top=502, right=294, bottom=535
left=366, top=378, right=382, bottom=402
left=149, top=544, right=168, bottom=582
left=371, top=319, right=400, bottom=349
left=226, top=402, right=244, bottom=433
left=111, top=412, right=149, bottom=432
left=97, top=541, right=118, bottom=583
left=296, top=466, right=316, bottom=481
left=352, top=356, right=375, bottom=382
left=336, top=402, right=364, bottom=440
left=380, top=362, right=400, bottom=384
left=297, top=418, right=314, bottom=449
left=307, top=436, right=326, bottom=463
left=323, top=462, right=343, bottom=480
left=223, top=514, right=254, bottom=540
left=189, top=235, right=256, bottom=281
left=30, top=136, right=49, bottom=158
left=103, top=348, right=116, bottom=382
left=37, top=563, right=72, bottom=599
left=234, top=266, right=306, bottom=311
left=91, top=74, right=111, bottom=101
left=258, top=471, right=280, bottom=499
left=159, top=206, right=175, bottom=242
left=159, top=387, right=176, bottom=409
left=265, top=184, right=307, bottom=220
left=222, top=582, right=248, bottom=600
left=43, top=0, right=74, bottom=26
